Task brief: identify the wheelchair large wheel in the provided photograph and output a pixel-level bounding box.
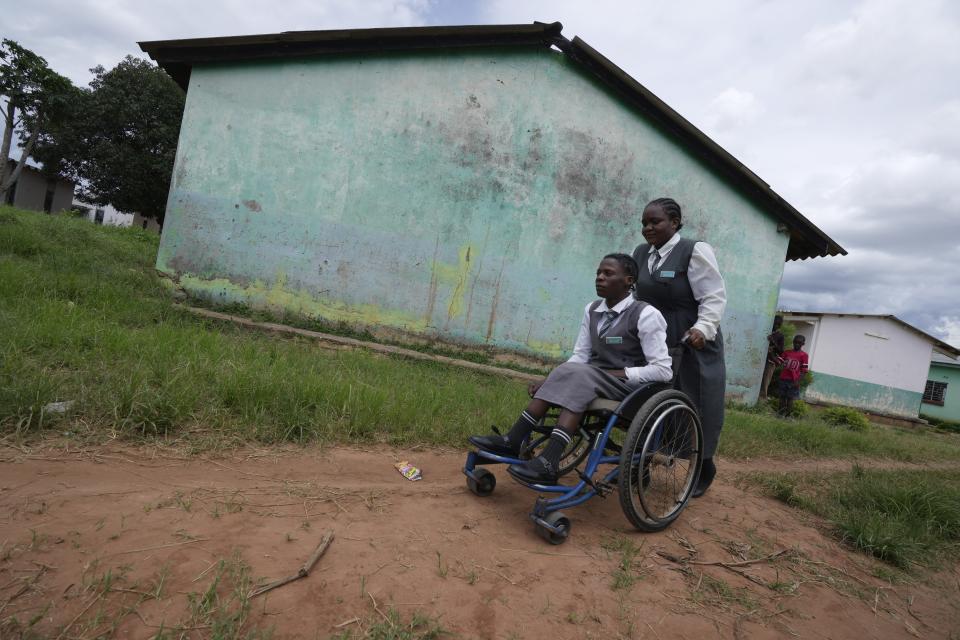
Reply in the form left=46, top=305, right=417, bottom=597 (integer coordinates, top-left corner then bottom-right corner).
left=618, top=389, right=702, bottom=532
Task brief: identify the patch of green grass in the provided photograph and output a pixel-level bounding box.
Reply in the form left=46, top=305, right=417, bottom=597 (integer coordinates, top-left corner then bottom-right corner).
left=821, top=406, right=871, bottom=432
left=689, top=572, right=757, bottom=611
left=158, top=552, right=272, bottom=640
left=330, top=609, right=446, bottom=640
left=0, top=207, right=521, bottom=447
left=740, top=467, right=960, bottom=569
left=922, top=413, right=960, bottom=434
left=722, top=404, right=960, bottom=461
left=600, top=535, right=646, bottom=591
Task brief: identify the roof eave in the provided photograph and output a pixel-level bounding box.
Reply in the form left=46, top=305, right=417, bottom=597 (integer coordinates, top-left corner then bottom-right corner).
left=139, top=22, right=564, bottom=91
left=557, top=36, right=845, bottom=262
left=139, top=21, right=845, bottom=261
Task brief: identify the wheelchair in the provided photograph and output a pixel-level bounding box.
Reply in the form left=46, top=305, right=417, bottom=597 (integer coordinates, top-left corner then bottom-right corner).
left=462, top=361, right=703, bottom=545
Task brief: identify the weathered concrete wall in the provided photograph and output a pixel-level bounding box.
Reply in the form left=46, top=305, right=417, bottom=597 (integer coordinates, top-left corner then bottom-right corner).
left=788, top=316, right=931, bottom=418
left=923, top=362, right=960, bottom=422
left=159, top=48, right=789, bottom=401
left=804, top=371, right=922, bottom=419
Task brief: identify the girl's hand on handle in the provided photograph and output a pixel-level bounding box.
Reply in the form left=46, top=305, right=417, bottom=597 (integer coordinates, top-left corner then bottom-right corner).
left=682, top=328, right=706, bottom=350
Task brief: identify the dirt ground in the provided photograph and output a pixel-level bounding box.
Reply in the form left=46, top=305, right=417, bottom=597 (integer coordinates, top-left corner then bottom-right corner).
left=1, top=442, right=958, bottom=639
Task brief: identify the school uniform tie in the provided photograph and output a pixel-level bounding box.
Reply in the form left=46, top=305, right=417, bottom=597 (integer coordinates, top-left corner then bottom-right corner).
left=649, top=249, right=662, bottom=274
left=598, top=310, right=618, bottom=339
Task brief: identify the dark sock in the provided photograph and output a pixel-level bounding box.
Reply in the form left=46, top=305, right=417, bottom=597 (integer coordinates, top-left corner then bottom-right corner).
left=539, top=429, right=572, bottom=466
left=505, top=410, right=539, bottom=446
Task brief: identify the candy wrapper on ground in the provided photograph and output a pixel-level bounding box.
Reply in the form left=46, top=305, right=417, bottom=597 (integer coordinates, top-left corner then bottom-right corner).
left=395, top=461, right=422, bottom=481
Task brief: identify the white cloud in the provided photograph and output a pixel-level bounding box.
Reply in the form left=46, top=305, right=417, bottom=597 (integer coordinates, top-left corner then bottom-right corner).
left=4, top=0, right=960, bottom=345
left=703, top=88, right=764, bottom=133
left=934, top=317, right=960, bottom=347
left=4, top=0, right=435, bottom=85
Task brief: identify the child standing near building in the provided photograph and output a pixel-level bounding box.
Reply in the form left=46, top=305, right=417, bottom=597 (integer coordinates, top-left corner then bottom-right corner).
left=778, top=335, right=809, bottom=416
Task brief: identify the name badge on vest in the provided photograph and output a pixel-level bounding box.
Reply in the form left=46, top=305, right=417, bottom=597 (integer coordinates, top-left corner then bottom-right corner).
left=660, top=270, right=676, bottom=278
left=605, top=336, right=623, bottom=345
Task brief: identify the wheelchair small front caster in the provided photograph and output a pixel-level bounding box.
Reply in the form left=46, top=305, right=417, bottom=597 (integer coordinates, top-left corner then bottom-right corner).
left=535, top=511, right=571, bottom=545
left=467, top=468, right=496, bottom=497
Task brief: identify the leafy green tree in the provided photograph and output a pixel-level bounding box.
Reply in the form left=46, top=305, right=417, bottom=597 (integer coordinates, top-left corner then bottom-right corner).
left=39, top=56, right=185, bottom=226
left=0, top=39, right=75, bottom=202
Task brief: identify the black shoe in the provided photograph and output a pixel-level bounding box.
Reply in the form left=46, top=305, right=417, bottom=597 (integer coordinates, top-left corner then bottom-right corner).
left=507, top=456, right=558, bottom=484
left=469, top=434, right=518, bottom=457
left=692, top=458, right=716, bottom=498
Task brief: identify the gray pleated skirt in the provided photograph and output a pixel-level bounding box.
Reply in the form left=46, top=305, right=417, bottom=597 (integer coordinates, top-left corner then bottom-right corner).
left=534, top=362, right=635, bottom=412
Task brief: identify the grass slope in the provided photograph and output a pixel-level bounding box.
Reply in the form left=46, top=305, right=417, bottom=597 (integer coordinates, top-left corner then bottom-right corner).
left=3, top=205, right=960, bottom=462
left=0, top=207, right=519, bottom=446
left=741, top=467, right=960, bottom=569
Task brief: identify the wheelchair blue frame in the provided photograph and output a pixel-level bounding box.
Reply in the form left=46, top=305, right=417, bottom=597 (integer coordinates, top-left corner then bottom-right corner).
left=463, top=381, right=674, bottom=534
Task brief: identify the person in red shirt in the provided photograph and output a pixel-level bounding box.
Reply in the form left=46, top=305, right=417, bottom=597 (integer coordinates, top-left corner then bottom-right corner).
left=778, top=335, right=809, bottom=416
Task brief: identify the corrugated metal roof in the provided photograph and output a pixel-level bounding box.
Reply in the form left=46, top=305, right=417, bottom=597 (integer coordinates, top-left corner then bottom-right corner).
left=139, top=21, right=846, bottom=261
left=780, top=311, right=960, bottom=357
left=931, top=352, right=960, bottom=365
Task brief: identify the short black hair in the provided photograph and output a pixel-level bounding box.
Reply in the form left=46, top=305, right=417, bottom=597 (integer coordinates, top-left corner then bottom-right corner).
left=645, top=197, right=684, bottom=231
left=602, top=253, right=638, bottom=281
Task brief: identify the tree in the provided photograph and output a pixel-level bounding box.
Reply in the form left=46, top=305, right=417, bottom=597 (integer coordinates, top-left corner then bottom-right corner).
left=37, top=56, right=185, bottom=225
left=0, top=39, right=75, bottom=203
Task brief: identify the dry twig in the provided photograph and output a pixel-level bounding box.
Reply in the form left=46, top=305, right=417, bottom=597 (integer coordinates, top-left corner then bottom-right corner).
left=251, top=530, right=334, bottom=597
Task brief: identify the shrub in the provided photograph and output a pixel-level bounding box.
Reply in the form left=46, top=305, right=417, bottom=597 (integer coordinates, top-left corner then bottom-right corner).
left=822, top=406, right=871, bottom=432
left=921, top=413, right=960, bottom=434
left=767, top=397, right=809, bottom=418
left=789, top=400, right=810, bottom=418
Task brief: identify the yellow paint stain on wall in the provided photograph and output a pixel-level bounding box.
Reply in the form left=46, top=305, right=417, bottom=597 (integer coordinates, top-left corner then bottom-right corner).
left=524, top=338, right=566, bottom=359
left=431, top=244, right=474, bottom=320
left=180, top=274, right=429, bottom=332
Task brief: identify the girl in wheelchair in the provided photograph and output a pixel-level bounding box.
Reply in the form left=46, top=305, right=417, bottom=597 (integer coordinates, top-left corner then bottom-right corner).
left=469, top=253, right=672, bottom=484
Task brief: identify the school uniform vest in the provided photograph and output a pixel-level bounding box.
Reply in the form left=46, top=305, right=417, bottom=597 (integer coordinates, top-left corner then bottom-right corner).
left=632, top=237, right=699, bottom=347
left=587, top=299, right=649, bottom=370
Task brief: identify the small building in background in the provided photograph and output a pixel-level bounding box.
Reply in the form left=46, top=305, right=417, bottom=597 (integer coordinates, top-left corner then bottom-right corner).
left=923, top=353, right=960, bottom=423
left=140, top=22, right=845, bottom=401
left=4, top=160, right=75, bottom=213
left=780, top=312, right=960, bottom=420
left=72, top=199, right=134, bottom=227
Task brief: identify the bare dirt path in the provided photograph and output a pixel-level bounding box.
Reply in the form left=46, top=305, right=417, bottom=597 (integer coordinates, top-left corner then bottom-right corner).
left=1, top=443, right=957, bottom=639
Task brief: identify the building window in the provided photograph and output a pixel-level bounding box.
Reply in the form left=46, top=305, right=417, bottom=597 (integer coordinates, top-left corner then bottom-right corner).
left=94, top=208, right=105, bottom=225
left=43, top=187, right=56, bottom=213
left=923, top=380, right=948, bottom=406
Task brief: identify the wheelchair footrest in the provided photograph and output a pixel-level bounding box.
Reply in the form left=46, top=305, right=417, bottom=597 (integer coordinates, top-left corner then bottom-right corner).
left=577, top=470, right=613, bottom=497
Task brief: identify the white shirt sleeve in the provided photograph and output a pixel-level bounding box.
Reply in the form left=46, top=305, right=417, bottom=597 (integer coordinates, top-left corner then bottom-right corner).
left=566, top=303, right=593, bottom=364
left=688, top=242, right=727, bottom=341
left=624, top=305, right=673, bottom=384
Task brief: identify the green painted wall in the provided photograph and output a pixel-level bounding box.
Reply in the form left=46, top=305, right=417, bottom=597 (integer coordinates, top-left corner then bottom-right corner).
left=158, top=47, right=790, bottom=401
left=922, top=363, right=960, bottom=422
left=804, top=370, right=922, bottom=418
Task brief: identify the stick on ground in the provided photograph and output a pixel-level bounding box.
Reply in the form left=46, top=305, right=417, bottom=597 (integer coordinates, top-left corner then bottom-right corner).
left=251, top=530, right=334, bottom=598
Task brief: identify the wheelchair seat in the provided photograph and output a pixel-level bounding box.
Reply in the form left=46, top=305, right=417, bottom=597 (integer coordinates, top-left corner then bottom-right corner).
left=585, top=397, right=620, bottom=413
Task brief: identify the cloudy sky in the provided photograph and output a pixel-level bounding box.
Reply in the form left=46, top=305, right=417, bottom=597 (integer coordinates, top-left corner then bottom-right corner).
left=6, top=0, right=959, bottom=346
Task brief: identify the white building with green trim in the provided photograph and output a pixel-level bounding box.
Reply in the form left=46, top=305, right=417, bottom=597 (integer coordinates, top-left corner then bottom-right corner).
left=923, top=354, right=960, bottom=423
left=781, top=312, right=960, bottom=420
